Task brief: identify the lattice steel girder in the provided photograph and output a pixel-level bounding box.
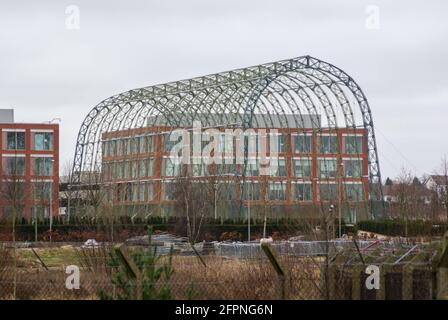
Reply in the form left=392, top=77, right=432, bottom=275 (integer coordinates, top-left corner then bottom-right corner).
left=71, top=55, right=385, bottom=217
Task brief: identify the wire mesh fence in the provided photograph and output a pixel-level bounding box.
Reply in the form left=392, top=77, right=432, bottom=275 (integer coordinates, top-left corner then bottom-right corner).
left=0, top=239, right=444, bottom=300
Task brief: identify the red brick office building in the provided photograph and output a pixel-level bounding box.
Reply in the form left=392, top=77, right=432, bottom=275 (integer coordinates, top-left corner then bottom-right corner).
left=0, top=110, right=59, bottom=220
left=100, top=114, right=369, bottom=221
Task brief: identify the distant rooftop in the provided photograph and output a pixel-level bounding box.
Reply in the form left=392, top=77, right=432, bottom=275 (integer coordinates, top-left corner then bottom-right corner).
left=0, top=109, right=14, bottom=123
left=147, top=113, right=321, bottom=129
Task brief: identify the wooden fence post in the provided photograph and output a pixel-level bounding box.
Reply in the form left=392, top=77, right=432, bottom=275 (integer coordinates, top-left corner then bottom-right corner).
left=436, top=231, right=448, bottom=300
left=261, top=241, right=288, bottom=300
left=113, top=244, right=142, bottom=300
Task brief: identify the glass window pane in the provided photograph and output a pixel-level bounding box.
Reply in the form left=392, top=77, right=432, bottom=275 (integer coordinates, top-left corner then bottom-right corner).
left=164, top=182, right=176, bottom=200
left=294, top=159, right=312, bottom=177
left=319, top=184, right=338, bottom=201
left=165, top=158, right=180, bottom=176
left=148, top=158, right=155, bottom=176
left=139, top=159, right=147, bottom=177
left=345, top=184, right=365, bottom=201
left=132, top=160, right=138, bottom=178
left=344, top=159, right=363, bottom=178
left=295, top=135, right=312, bottom=153
left=7, top=132, right=26, bottom=150
left=124, top=161, right=130, bottom=178
left=6, top=157, right=25, bottom=175
left=35, top=157, right=54, bottom=176
left=294, top=183, right=313, bottom=201
left=242, top=182, right=260, bottom=200
left=268, top=182, right=286, bottom=200
left=320, top=136, right=338, bottom=154
left=34, top=132, right=53, bottom=150
left=139, top=136, right=146, bottom=153
left=319, top=159, right=338, bottom=178
left=147, top=182, right=154, bottom=201
left=270, top=158, right=287, bottom=177
left=345, top=136, right=363, bottom=154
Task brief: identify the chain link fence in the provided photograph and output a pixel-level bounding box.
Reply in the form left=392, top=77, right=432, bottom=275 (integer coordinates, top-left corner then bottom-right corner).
left=0, top=239, right=444, bottom=300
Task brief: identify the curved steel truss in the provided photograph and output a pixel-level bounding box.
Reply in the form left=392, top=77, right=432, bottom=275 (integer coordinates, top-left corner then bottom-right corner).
left=71, top=55, right=384, bottom=217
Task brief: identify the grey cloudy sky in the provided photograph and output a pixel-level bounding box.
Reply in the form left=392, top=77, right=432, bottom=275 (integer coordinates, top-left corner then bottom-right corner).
left=0, top=0, right=447, bottom=179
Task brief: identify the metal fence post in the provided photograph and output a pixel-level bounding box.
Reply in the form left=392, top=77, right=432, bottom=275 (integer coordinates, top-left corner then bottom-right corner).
left=261, top=241, right=288, bottom=300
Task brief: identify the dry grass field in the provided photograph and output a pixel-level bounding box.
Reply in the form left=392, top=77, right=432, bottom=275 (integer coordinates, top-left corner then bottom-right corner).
left=0, top=246, right=324, bottom=300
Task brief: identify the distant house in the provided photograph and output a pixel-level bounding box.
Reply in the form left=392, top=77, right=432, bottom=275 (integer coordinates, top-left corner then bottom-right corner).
left=383, top=177, right=433, bottom=205
left=427, top=175, right=448, bottom=199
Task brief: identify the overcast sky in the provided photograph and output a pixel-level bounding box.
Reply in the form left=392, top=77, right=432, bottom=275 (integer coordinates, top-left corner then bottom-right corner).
left=0, top=0, right=447, bottom=179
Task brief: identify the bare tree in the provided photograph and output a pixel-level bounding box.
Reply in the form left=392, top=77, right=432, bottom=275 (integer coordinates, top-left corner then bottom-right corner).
left=435, top=156, right=448, bottom=221
left=1, top=162, right=26, bottom=300
left=172, top=168, right=215, bottom=245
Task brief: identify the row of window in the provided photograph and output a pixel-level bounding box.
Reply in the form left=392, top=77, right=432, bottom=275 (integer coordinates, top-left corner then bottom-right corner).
left=0, top=181, right=53, bottom=200
left=103, top=136, right=155, bottom=157
left=103, top=157, right=364, bottom=181
left=164, top=158, right=364, bottom=178
left=4, top=132, right=54, bottom=151
left=2, top=157, right=54, bottom=176
left=107, top=181, right=365, bottom=203
left=102, top=134, right=364, bottom=157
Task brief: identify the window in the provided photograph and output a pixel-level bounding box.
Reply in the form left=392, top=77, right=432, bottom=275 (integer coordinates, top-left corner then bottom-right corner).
left=138, top=183, right=146, bottom=202
left=268, top=133, right=286, bottom=153
left=320, top=135, right=338, bottom=154
left=218, top=183, right=237, bottom=201
left=147, top=182, right=154, bottom=201
left=109, top=140, right=116, bottom=156
left=319, top=159, right=338, bottom=178
left=139, top=159, right=147, bottom=177
left=165, top=133, right=180, bottom=152
left=147, top=136, right=154, bottom=152
left=5, top=157, right=25, bottom=175
left=345, top=183, right=364, bottom=201
left=242, top=182, right=260, bottom=200
left=269, top=182, right=287, bottom=201
left=102, top=141, right=108, bottom=157
left=294, top=183, right=313, bottom=201
left=147, top=158, right=155, bottom=177
left=33, top=182, right=52, bottom=200
left=278, top=134, right=287, bottom=153
left=6, top=132, right=25, bottom=150
left=219, top=133, right=234, bottom=155
left=139, top=136, right=146, bottom=153
left=132, top=183, right=139, bottom=202
left=344, top=159, right=363, bottom=178
left=191, top=163, right=208, bottom=176
left=131, top=160, right=138, bottom=178
left=117, top=162, right=124, bottom=179
left=124, top=161, right=131, bottom=178
left=117, top=141, right=123, bottom=156
left=164, top=182, right=176, bottom=200
left=245, top=160, right=259, bottom=176
left=295, top=134, right=312, bottom=153
left=124, top=139, right=131, bottom=155
left=217, top=163, right=237, bottom=175
left=34, top=132, right=53, bottom=151
left=34, top=157, right=53, bottom=176
left=319, top=184, right=338, bottom=201
left=271, top=158, right=287, bottom=177
left=104, top=162, right=115, bottom=181
left=244, top=133, right=259, bottom=157
left=293, top=159, right=312, bottom=178
left=132, top=137, right=139, bottom=154
left=165, top=158, right=180, bottom=176
left=345, top=136, right=363, bottom=154
left=124, top=183, right=132, bottom=201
